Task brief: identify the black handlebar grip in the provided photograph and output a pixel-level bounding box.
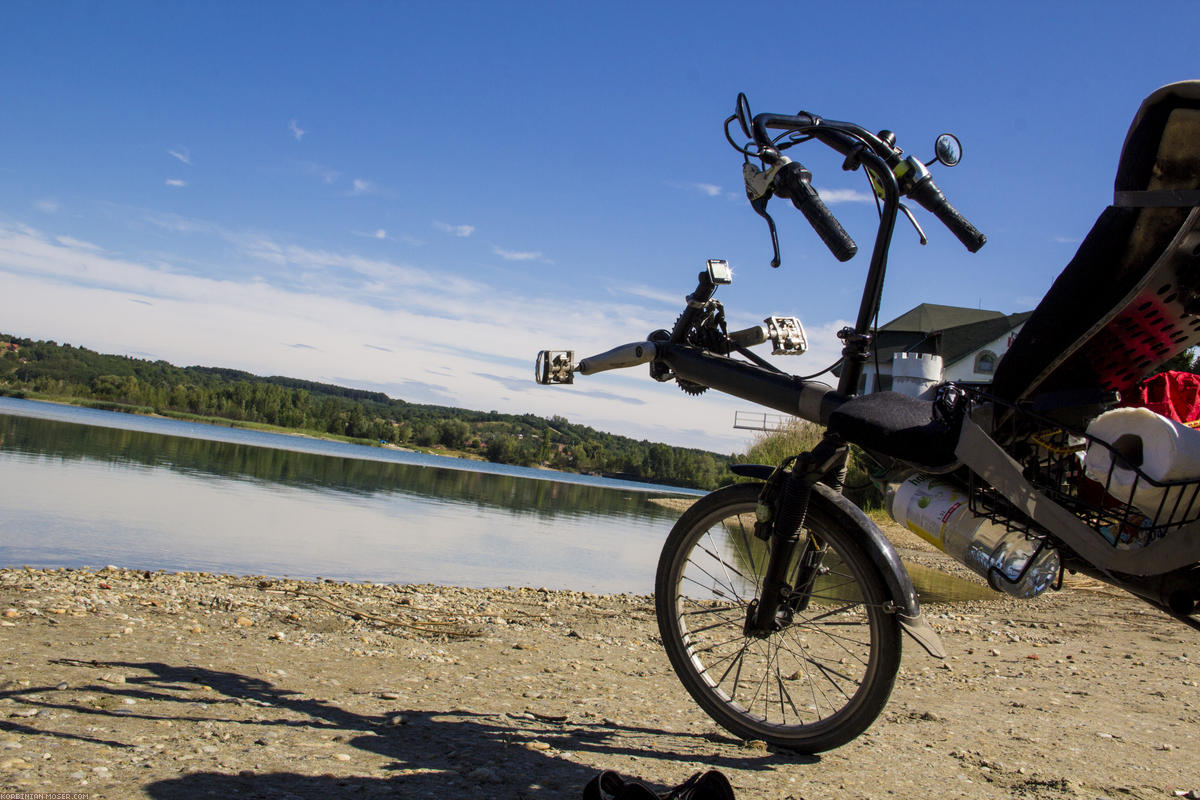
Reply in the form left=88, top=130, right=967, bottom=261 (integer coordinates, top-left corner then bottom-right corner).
left=908, top=178, right=987, bottom=252
left=776, top=162, right=857, bottom=262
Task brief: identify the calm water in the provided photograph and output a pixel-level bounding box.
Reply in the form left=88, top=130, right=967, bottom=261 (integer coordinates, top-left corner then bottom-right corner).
left=0, top=397, right=700, bottom=593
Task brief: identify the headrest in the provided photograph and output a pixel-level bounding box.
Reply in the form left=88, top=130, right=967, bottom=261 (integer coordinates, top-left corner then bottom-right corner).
left=1115, top=80, right=1200, bottom=194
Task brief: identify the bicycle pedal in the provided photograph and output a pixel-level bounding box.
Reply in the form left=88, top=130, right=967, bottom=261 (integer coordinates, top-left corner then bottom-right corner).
left=535, top=350, right=575, bottom=384
left=766, top=316, right=807, bottom=355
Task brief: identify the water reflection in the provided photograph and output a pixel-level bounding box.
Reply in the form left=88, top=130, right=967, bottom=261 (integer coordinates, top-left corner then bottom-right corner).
left=0, top=407, right=997, bottom=601
left=671, top=500, right=995, bottom=607
left=0, top=411, right=683, bottom=593
left=0, top=414, right=683, bottom=522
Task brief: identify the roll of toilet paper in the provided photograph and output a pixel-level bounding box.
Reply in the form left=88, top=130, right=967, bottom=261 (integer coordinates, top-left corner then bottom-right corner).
left=1083, top=407, right=1200, bottom=519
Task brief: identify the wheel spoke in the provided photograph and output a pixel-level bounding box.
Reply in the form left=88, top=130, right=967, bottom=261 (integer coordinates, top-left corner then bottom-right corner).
left=656, top=484, right=900, bottom=752
left=682, top=545, right=754, bottom=603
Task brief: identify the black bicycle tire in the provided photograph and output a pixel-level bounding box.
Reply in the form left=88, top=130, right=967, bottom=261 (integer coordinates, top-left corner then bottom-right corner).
left=655, top=482, right=901, bottom=752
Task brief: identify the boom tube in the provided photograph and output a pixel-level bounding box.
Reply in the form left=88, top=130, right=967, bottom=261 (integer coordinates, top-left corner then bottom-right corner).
left=657, top=343, right=845, bottom=425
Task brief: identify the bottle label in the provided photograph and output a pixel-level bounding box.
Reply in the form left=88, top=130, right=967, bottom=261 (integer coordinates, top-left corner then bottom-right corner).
left=894, top=475, right=968, bottom=552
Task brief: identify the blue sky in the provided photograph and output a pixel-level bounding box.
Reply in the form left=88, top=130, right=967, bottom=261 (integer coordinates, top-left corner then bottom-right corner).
left=1, top=1, right=1197, bottom=452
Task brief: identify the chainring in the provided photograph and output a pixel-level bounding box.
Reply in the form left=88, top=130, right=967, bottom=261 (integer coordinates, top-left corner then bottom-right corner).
left=670, top=312, right=712, bottom=396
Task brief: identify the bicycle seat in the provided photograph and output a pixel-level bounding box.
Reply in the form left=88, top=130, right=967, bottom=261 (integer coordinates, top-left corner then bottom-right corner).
left=992, top=81, right=1200, bottom=407
left=826, top=391, right=959, bottom=469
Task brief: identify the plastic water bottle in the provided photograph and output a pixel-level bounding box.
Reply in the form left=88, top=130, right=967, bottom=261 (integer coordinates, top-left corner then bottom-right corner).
left=887, top=473, right=1060, bottom=598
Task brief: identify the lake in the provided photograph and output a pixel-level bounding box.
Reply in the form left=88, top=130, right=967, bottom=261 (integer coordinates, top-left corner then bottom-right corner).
left=0, top=397, right=701, bottom=594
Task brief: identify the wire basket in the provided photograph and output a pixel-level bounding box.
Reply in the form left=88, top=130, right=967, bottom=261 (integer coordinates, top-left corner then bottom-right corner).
left=968, top=393, right=1200, bottom=550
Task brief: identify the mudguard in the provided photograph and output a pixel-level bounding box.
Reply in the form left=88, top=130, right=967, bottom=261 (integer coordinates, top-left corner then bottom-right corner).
left=729, top=463, right=946, bottom=658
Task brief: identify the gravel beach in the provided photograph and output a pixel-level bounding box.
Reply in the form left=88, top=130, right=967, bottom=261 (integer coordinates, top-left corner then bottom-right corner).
left=1, top=527, right=1197, bottom=800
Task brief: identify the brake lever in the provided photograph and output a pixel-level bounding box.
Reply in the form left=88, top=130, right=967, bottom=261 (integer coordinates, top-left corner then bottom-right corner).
left=743, top=161, right=783, bottom=267
left=898, top=201, right=928, bottom=245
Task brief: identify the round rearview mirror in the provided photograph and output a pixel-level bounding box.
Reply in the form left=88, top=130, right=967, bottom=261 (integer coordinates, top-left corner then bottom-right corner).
left=934, top=133, right=962, bottom=167
left=735, top=93, right=753, bottom=139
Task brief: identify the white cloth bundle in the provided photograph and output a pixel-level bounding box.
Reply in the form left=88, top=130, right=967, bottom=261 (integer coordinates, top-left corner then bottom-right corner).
left=1083, top=407, right=1200, bottom=519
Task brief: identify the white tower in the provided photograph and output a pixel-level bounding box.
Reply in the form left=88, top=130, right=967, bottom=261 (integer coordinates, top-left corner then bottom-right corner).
left=892, top=352, right=944, bottom=399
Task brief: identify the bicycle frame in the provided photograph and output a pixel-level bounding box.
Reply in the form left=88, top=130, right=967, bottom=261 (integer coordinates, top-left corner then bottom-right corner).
left=538, top=85, right=1200, bottom=752
left=654, top=113, right=906, bottom=422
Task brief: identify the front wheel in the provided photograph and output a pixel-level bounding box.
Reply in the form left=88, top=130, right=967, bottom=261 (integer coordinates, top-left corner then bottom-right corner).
left=655, top=482, right=901, bottom=752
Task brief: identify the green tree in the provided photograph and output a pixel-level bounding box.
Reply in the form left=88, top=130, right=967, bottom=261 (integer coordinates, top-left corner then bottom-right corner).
left=1157, top=347, right=1199, bottom=374
left=413, top=423, right=439, bottom=447
left=486, top=434, right=519, bottom=463
left=439, top=419, right=471, bottom=449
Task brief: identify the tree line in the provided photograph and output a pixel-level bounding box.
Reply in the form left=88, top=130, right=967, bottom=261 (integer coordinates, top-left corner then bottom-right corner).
left=0, top=334, right=732, bottom=489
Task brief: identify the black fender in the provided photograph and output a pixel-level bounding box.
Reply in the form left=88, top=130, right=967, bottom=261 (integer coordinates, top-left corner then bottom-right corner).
left=729, top=464, right=946, bottom=658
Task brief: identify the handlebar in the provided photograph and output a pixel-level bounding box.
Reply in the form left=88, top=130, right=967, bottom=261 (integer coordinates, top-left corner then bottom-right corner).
left=578, top=341, right=658, bottom=375
left=907, top=175, right=987, bottom=252
left=743, top=106, right=986, bottom=256
left=774, top=162, right=857, bottom=262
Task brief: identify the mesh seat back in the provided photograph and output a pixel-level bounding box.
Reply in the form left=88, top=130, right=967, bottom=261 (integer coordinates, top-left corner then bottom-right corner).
left=991, top=81, right=1200, bottom=405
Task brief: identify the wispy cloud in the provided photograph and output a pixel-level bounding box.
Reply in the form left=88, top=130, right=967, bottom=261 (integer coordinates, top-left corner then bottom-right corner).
left=492, top=245, right=543, bottom=262
left=34, top=199, right=60, bottom=214
left=143, top=212, right=217, bottom=235
left=668, top=181, right=725, bottom=198
left=289, top=119, right=306, bottom=141
left=349, top=178, right=377, bottom=196
left=165, top=179, right=188, bottom=188
left=350, top=228, right=424, bottom=245
left=434, top=221, right=475, bottom=238
left=167, top=148, right=191, bottom=165
left=1053, top=235, right=1080, bottom=244
left=0, top=220, right=756, bottom=451
left=55, top=235, right=103, bottom=251
left=352, top=228, right=389, bottom=240
left=817, top=187, right=874, bottom=204
left=620, top=283, right=688, bottom=306
left=300, top=162, right=340, bottom=184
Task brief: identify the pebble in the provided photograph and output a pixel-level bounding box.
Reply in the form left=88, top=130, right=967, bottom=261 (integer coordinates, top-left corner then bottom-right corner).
left=0, top=565, right=1193, bottom=795
left=468, top=766, right=500, bottom=782
left=235, top=616, right=254, bottom=627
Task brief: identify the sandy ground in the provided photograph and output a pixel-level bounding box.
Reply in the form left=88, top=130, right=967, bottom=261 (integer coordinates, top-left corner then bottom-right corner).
left=1, top=522, right=1198, bottom=800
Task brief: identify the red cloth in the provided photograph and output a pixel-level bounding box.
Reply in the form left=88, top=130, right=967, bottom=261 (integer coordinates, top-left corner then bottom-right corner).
left=1123, top=370, right=1200, bottom=424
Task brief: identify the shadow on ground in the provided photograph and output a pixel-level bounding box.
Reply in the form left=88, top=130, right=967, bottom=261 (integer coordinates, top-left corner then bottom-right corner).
left=14, top=658, right=815, bottom=798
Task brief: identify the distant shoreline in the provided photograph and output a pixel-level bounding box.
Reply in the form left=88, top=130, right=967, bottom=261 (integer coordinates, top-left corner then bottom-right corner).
left=0, top=395, right=706, bottom=498
left=0, top=389, right=480, bottom=457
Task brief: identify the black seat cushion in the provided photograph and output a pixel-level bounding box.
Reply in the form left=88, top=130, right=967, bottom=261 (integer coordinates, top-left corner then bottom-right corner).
left=827, top=391, right=958, bottom=468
